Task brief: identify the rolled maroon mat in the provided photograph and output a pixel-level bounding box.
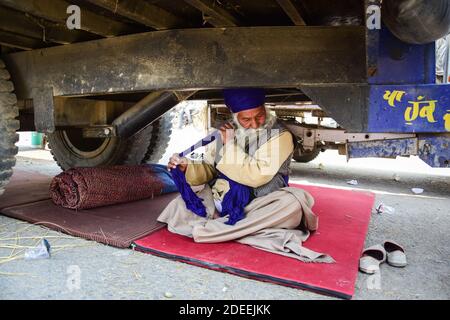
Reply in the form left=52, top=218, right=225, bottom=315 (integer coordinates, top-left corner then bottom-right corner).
left=50, top=165, right=165, bottom=210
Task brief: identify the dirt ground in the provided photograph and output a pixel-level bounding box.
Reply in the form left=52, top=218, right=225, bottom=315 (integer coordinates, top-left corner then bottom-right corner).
left=0, top=129, right=449, bottom=300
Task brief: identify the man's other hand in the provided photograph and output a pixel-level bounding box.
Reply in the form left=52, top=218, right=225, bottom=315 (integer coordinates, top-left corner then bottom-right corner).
left=219, top=122, right=235, bottom=144
left=168, top=154, right=188, bottom=172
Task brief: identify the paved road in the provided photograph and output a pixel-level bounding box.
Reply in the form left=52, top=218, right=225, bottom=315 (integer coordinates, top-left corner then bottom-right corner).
left=0, top=142, right=449, bottom=300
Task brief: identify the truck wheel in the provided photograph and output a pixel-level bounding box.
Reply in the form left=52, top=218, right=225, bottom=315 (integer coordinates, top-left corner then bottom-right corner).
left=143, top=112, right=174, bottom=164
left=292, top=147, right=321, bottom=163
left=0, top=59, right=19, bottom=196
left=47, top=125, right=154, bottom=170
left=382, top=0, right=450, bottom=44
left=47, top=112, right=174, bottom=170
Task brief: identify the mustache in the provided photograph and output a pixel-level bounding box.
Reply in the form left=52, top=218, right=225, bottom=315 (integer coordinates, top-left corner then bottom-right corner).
left=232, top=111, right=276, bottom=132
left=233, top=116, right=277, bottom=147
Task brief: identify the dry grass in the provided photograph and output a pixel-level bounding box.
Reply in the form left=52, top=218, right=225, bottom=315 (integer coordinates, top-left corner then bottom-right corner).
left=0, top=220, right=94, bottom=269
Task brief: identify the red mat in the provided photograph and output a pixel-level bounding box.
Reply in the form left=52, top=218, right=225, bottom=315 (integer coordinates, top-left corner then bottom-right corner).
left=133, top=184, right=375, bottom=299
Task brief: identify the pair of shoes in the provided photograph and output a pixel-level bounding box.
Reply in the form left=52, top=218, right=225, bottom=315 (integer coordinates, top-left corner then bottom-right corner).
left=359, top=240, right=407, bottom=274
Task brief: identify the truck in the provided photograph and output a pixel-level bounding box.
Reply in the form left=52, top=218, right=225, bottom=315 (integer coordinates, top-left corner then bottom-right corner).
left=1, top=0, right=449, bottom=195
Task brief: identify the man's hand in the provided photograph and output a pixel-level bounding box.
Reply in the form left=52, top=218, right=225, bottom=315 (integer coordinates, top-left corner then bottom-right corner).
left=219, top=122, right=235, bottom=144
left=167, top=153, right=188, bottom=172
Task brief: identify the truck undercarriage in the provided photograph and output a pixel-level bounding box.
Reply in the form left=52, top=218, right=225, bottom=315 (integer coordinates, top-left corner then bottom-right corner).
left=0, top=0, right=449, bottom=194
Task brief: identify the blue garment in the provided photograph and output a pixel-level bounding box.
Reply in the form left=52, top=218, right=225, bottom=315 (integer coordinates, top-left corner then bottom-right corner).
left=217, top=173, right=251, bottom=225
left=223, top=88, right=265, bottom=113
left=283, top=174, right=289, bottom=186
left=170, top=168, right=250, bottom=225
left=171, top=167, right=207, bottom=217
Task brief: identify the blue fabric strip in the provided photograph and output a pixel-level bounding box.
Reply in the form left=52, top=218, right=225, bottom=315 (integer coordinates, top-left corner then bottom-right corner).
left=171, top=166, right=207, bottom=217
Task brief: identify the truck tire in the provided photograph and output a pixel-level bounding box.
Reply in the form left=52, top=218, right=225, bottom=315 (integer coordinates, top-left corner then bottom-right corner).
left=0, top=59, right=19, bottom=196
left=382, top=0, right=450, bottom=44
left=47, top=112, right=174, bottom=170
left=47, top=126, right=153, bottom=170
left=292, top=147, right=321, bottom=163
left=144, top=111, right=174, bottom=164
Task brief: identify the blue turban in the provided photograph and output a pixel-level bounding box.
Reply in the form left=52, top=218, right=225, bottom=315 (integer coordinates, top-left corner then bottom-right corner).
left=223, top=88, right=265, bottom=113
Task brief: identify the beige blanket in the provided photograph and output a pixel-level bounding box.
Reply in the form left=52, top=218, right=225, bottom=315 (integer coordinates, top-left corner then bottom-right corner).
left=157, top=185, right=334, bottom=263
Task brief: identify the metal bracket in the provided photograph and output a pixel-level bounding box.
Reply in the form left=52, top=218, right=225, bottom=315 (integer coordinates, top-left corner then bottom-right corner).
left=82, top=126, right=115, bottom=138
left=284, top=122, right=416, bottom=151
left=31, top=86, right=55, bottom=133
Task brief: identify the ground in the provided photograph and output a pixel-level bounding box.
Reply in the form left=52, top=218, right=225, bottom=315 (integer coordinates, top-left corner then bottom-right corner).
left=0, top=125, right=449, bottom=300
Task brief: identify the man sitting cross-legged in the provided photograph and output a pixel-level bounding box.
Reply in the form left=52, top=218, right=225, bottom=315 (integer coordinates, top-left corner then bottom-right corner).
left=159, top=88, right=333, bottom=263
